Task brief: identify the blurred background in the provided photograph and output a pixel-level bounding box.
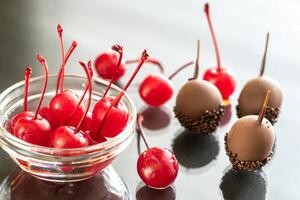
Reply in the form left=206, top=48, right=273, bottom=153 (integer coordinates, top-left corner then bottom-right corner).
left=0, top=0, right=299, bottom=199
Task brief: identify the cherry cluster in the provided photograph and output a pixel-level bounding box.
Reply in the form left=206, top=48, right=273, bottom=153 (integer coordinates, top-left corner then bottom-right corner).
left=10, top=24, right=149, bottom=148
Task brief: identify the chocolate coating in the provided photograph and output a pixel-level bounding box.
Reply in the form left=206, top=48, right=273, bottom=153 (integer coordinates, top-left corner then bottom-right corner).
left=227, top=115, right=275, bottom=162
left=175, top=80, right=222, bottom=120
left=238, top=76, right=282, bottom=117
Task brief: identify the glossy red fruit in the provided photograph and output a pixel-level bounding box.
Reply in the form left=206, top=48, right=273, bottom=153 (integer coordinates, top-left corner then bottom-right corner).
left=94, top=52, right=125, bottom=81
left=49, top=126, right=90, bottom=148
left=203, top=3, right=236, bottom=101
left=39, top=106, right=52, bottom=124
left=49, top=90, right=84, bottom=128
left=203, top=68, right=236, bottom=100
left=81, top=112, right=92, bottom=132
left=10, top=67, right=33, bottom=134
left=10, top=111, right=35, bottom=134
left=91, top=96, right=128, bottom=138
left=137, top=147, right=179, bottom=189
left=139, top=74, right=174, bottom=107
left=14, top=116, right=51, bottom=146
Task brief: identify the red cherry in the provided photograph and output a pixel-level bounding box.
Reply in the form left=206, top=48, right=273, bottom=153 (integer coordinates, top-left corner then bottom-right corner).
left=49, top=59, right=93, bottom=148
left=203, top=68, right=236, bottom=100
left=203, top=3, right=236, bottom=101
left=10, top=67, right=33, bottom=133
left=81, top=112, right=92, bottom=132
left=94, top=51, right=125, bottom=81
left=49, top=126, right=89, bottom=148
left=91, top=96, right=128, bottom=138
left=137, top=147, right=178, bottom=189
left=92, top=49, right=149, bottom=139
left=39, top=106, right=52, bottom=124
left=10, top=111, right=35, bottom=134
left=15, top=116, right=51, bottom=146
left=49, top=90, right=84, bottom=128
left=136, top=115, right=178, bottom=189
left=139, top=74, right=173, bottom=107
left=14, top=54, right=51, bottom=146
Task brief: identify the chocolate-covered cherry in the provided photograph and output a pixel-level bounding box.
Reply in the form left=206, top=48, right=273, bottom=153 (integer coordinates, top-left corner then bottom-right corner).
left=14, top=54, right=51, bottom=146
left=139, top=61, right=193, bottom=107
left=10, top=67, right=34, bottom=133
left=136, top=114, right=178, bottom=189
left=92, top=48, right=149, bottom=139
left=202, top=3, right=236, bottom=103
left=49, top=60, right=93, bottom=148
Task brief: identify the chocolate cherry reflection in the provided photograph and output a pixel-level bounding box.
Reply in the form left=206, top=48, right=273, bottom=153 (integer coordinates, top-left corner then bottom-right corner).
left=174, top=40, right=224, bottom=134
left=14, top=55, right=51, bottom=146
left=237, top=33, right=282, bottom=124
left=49, top=60, right=92, bottom=148
left=226, top=91, right=275, bottom=171
left=202, top=3, right=236, bottom=103
left=136, top=114, right=178, bottom=189
left=91, top=50, right=149, bottom=140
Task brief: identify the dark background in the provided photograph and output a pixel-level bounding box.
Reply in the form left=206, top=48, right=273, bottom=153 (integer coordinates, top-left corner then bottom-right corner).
left=0, top=0, right=299, bottom=199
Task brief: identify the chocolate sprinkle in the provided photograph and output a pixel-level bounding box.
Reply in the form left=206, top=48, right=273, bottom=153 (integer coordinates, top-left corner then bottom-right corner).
left=174, top=105, right=224, bottom=134
left=224, top=133, right=273, bottom=171
left=236, top=105, right=280, bottom=125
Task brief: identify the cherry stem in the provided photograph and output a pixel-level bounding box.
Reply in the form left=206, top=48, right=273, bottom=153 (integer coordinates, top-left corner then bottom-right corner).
left=65, top=60, right=93, bottom=126
left=204, top=3, right=222, bottom=71
left=168, top=61, right=194, bottom=80
left=24, top=66, right=32, bottom=112
left=96, top=50, right=149, bottom=136
left=35, top=54, right=49, bottom=120
left=126, top=58, right=164, bottom=73
left=76, top=60, right=92, bottom=131
left=57, top=24, right=65, bottom=77
left=188, top=40, right=201, bottom=80
left=257, top=90, right=271, bottom=124
left=103, top=45, right=123, bottom=98
left=113, top=50, right=149, bottom=105
left=137, top=114, right=150, bottom=150
left=259, top=33, right=270, bottom=77
left=56, top=40, right=78, bottom=94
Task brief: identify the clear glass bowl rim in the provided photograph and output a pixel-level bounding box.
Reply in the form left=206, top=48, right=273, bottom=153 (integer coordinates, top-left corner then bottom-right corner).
left=0, top=74, right=137, bottom=156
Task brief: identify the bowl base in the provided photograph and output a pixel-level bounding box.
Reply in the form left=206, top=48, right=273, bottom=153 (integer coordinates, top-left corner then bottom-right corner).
left=0, top=166, right=131, bottom=200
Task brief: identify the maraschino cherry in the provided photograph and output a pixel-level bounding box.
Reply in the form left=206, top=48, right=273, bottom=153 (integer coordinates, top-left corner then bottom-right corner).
left=10, top=66, right=35, bottom=133
left=14, top=54, right=51, bottom=146
left=49, top=60, right=92, bottom=148
left=136, top=114, right=178, bottom=189
left=202, top=3, right=236, bottom=104
left=94, top=49, right=164, bottom=83
left=44, top=24, right=84, bottom=128
left=91, top=49, right=149, bottom=140
left=139, top=61, right=193, bottom=107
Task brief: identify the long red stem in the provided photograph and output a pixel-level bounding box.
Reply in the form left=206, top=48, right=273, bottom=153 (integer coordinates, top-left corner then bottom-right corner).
left=204, top=3, right=222, bottom=71
left=56, top=24, right=65, bottom=94
left=56, top=40, right=78, bottom=94
left=24, top=66, right=32, bottom=112
left=126, top=58, right=164, bottom=73
left=103, top=45, right=123, bottom=98
left=137, top=114, right=150, bottom=150
left=113, top=50, right=149, bottom=105
left=65, top=60, right=93, bottom=125
left=35, top=54, right=49, bottom=120
left=168, top=61, right=194, bottom=80
left=96, top=50, right=149, bottom=136
left=76, top=61, right=92, bottom=131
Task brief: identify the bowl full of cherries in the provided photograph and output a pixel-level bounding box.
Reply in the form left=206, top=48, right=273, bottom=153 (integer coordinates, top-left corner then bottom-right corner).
left=0, top=25, right=151, bottom=183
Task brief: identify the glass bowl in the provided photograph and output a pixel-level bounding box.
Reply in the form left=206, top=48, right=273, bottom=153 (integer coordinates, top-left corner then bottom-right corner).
left=0, top=74, right=136, bottom=182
